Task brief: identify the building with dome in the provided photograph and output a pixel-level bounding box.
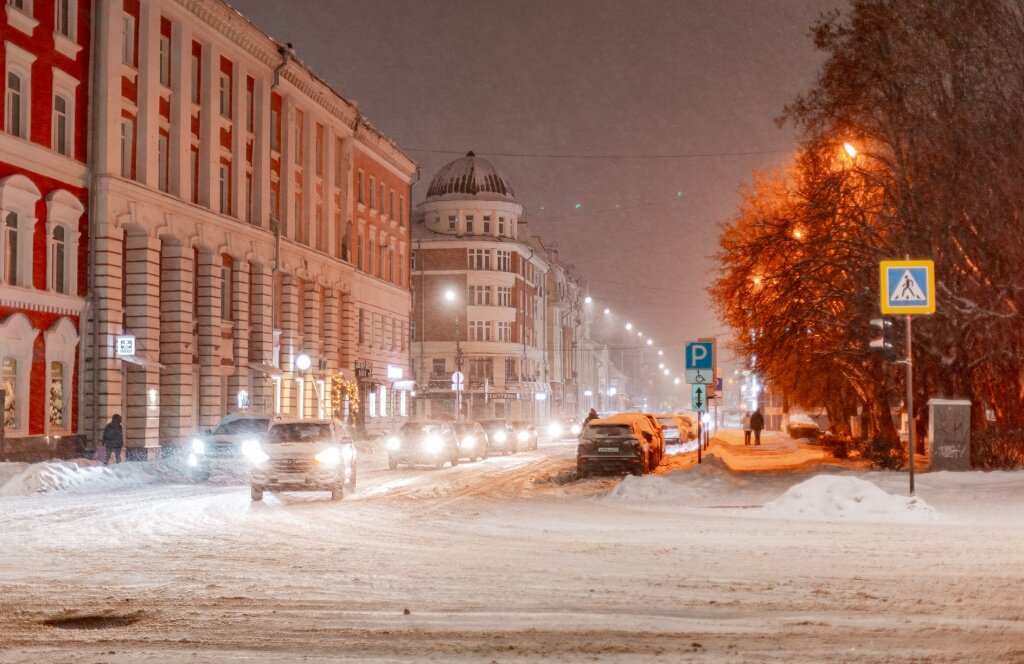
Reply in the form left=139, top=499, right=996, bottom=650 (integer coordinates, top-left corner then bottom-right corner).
left=411, top=152, right=591, bottom=423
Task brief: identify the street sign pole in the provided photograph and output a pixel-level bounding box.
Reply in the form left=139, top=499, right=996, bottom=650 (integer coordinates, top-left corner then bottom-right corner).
left=906, top=313, right=915, bottom=496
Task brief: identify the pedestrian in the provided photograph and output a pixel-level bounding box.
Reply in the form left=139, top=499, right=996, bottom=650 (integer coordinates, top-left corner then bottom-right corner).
left=101, top=414, right=124, bottom=464
left=583, top=408, right=599, bottom=427
left=741, top=411, right=752, bottom=445
left=750, top=409, right=765, bottom=446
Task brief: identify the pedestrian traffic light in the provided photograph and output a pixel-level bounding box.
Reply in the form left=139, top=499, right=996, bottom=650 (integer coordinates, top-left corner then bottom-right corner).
left=869, top=318, right=896, bottom=359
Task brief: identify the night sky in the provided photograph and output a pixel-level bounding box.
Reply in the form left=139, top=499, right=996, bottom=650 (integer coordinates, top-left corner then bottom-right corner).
left=228, top=0, right=840, bottom=375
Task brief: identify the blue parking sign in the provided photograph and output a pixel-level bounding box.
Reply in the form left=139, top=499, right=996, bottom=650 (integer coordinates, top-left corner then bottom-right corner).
left=685, top=342, right=713, bottom=370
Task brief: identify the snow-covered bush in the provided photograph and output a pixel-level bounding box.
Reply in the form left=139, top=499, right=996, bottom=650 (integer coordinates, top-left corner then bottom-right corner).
left=971, top=430, right=1024, bottom=470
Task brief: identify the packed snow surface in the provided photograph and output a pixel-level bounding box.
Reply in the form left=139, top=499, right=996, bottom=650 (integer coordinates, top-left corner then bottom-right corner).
left=761, top=474, right=938, bottom=522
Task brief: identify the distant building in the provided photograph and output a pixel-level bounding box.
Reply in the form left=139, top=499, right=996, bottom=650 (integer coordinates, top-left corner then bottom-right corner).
left=78, top=0, right=416, bottom=457
left=1, top=0, right=92, bottom=459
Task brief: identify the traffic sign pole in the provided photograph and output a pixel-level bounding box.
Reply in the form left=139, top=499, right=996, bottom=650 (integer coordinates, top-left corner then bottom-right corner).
left=906, top=313, right=915, bottom=496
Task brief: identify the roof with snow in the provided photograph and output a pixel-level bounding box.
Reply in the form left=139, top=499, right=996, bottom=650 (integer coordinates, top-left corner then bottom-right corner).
left=425, top=152, right=516, bottom=203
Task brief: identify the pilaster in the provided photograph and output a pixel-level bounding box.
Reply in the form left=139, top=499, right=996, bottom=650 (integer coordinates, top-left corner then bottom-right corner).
left=159, top=238, right=194, bottom=446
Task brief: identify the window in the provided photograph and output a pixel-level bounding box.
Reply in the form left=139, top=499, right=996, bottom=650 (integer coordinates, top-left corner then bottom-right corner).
left=496, top=286, right=511, bottom=307
left=218, top=163, right=230, bottom=214
left=270, top=105, right=280, bottom=150
left=498, top=218, right=506, bottom=236
left=7, top=0, right=29, bottom=12
left=497, top=321, right=511, bottom=342
left=465, top=215, right=474, bottom=233
left=293, top=110, right=304, bottom=164
left=468, top=248, right=490, bottom=270
left=218, top=71, right=230, bottom=117
left=469, top=285, right=490, bottom=306
left=356, top=230, right=363, bottom=270
left=48, top=361, right=64, bottom=427
left=157, top=134, right=169, bottom=192
left=379, top=183, right=385, bottom=212
left=2, top=357, right=17, bottom=428
left=389, top=190, right=395, bottom=217
left=245, top=172, right=253, bottom=222
left=399, top=196, right=405, bottom=225
left=5, top=71, right=26, bottom=138
left=52, top=95, right=69, bottom=156
left=121, top=13, right=135, bottom=66
left=504, top=356, right=517, bottom=381
left=245, top=85, right=254, bottom=132
left=432, top=358, right=445, bottom=377
left=410, top=320, right=416, bottom=342
left=315, top=124, right=324, bottom=176
left=190, top=146, right=199, bottom=203
left=158, top=34, right=171, bottom=86
left=496, top=250, right=511, bottom=272
left=469, top=320, right=490, bottom=341
left=448, top=215, right=456, bottom=230
left=357, top=171, right=364, bottom=204
left=3, top=212, right=18, bottom=285
left=190, top=51, right=200, bottom=104
left=388, top=246, right=394, bottom=282
left=220, top=261, right=233, bottom=321
left=483, top=218, right=491, bottom=234
left=119, top=118, right=134, bottom=178
left=55, top=0, right=72, bottom=38
left=369, top=177, right=376, bottom=209
left=469, top=356, right=493, bottom=381
left=50, top=225, right=66, bottom=293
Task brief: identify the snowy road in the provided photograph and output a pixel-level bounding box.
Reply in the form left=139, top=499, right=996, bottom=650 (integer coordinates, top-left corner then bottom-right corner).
left=2, top=437, right=1024, bottom=662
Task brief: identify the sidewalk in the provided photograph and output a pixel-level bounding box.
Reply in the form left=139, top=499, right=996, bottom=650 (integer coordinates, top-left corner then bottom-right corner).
left=708, top=428, right=834, bottom=472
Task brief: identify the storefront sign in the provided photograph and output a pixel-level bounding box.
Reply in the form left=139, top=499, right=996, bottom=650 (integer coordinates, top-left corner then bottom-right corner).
left=486, top=392, right=520, bottom=400
left=354, top=360, right=372, bottom=378
left=387, top=364, right=403, bottom=379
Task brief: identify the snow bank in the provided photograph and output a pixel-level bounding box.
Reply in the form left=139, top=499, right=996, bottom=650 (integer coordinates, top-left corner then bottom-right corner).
left=0, top=459, right=185, bottom=497
left=761, top=475, right=938, bottom=523
left=604, top=456, right=736, bottom=503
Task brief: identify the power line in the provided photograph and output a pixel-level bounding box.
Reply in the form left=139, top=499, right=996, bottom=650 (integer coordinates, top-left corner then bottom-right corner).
left=405, top=147, right=790, bottom=160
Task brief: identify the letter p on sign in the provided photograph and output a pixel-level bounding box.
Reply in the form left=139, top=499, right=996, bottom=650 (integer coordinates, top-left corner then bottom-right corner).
left=686, top=341, right=714, bottom=370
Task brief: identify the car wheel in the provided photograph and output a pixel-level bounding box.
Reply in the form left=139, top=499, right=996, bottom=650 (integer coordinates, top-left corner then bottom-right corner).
left=251, top=485, right=264, bottom=501
left=345, top=466, right=357, bottom=493
left=577, top=466, right=588, bottom=479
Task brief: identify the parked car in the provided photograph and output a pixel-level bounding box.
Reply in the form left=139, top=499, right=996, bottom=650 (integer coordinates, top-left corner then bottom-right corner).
left=577, top=416, right=656, bottom=476
left=477, top=419, right=517, bottom=455
left=247, top=418, right=357, bottom=501
left=451, top=421, right=488, bottom=462
left=655, top=414, right=696, bottom=446
left=386, top=422, right=461, bottom=469
left=510, top=421, right=538, bottom=451
left=638, top=413, right=667, bottom=467
left=188, top=413, right=272, bottom=481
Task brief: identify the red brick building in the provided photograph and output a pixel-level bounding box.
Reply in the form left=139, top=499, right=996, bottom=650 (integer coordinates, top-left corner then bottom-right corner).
left=1, top=0, right=91, bottom=458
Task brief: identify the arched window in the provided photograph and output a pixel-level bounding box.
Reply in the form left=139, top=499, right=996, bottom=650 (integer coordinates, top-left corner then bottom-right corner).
left=51, top=225, right=67, bottom=293
left=2, top=357, right=17, bottom=428
left=3, top=212, right=17, bottom=285
left=49, top=361, right=65, bottom=427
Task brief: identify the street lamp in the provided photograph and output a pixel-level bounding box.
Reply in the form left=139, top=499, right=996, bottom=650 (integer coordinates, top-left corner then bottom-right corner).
left=444, top=288, right=464, bottom=420
left=843, top=142, right=858, bottom=158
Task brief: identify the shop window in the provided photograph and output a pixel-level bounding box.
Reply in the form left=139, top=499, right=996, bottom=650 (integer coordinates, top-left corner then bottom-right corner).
left=48, top=361, right=65, bottom=427
left=2, top=357, right=16, bottom=428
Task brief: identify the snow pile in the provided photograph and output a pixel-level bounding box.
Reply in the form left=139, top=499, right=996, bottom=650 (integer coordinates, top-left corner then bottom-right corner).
left=0, top=459, right=184, bottom=497
left=787, top=413, right=819, bottom=427
left=761, top=475, right=938, bottom=523
left=0, top=461, right=30, bottom=489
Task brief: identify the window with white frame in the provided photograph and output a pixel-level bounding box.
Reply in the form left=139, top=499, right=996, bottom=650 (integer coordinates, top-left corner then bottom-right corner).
left=0, top=313, right=38, bottom=433
left=51, top=94, right=69, bottom=156
left=447, top=214, right=456, bottom=230
left=496, top=286, right=511, bottom=307
left=379, top=385, right=387, bottom=417
left=121, top=13, right=135, bottom=67
left=410, top=320, right=416, bottom=342
left=50, top=225, right=66, bottom=293
left=469, top=285, right=490, bottom=306
left=158, top=33, right=170, bottom=86
left=3, top=211, right=18, bottom=285
left=119, top=118, right=134, bottom=178
left=7, top=0, right=31, bottom=13
left=4, top=41, right=35, bottom=140
left=467, top=248, right=490, bottom=270
left=482, top=217, right=491, bottom=234
left=465, top=214, right=474, bottom=233
left=496, top=249, right=511, bottom=272
left=48, top=361, right=64, bottom=426
left=55, top=0, right=74, bottom=39
left=369, top=177, right=375, bottom=208
left=2, top=356, right=18, bottom=428
left=218, top=163, right=229, bottom=214
left=1, top=175, right=42, bottom=288
left=431, top=357, right=445, bottom=377
left=497, top=321, right=511, bottom=342
left=190, top=51, right=200, bottom=103
left=469, top=320, right=490, bottom=341
left=157, top=134, right=169, bottom=192
left=45, top=189, right=82, bottom=296
left=498, top=218, right=506, bottom=236
left=219, top=71, right=231, bottom=117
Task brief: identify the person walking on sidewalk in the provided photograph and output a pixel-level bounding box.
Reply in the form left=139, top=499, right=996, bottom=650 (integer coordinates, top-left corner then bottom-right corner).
left=750, top=409, right=765, bottom=446
left=101, top=414, right=124, bottom=464
left=741, top=411, right=752, bottom=445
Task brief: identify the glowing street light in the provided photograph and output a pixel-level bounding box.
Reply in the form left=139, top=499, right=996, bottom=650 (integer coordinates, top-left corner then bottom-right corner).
left=603, top=308, right=611, bottom=316
left=674, top=377, right=681, bottom=385
left=843, top=142, right=858, bottom=158
left=657, top=350, right=664, bottom=356
left=444, top=289, right=456, bottom=302
left=658, top=363, right=665, bottom=369
left=625, top=323, right=633, bottom=331
left=584, top=295, right=592, bottom=304
left=646, top=339, right=653, bottom=346
left=663, top=369, right=670, bottom=376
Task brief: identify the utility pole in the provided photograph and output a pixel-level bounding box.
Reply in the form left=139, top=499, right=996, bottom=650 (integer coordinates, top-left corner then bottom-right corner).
left=455, top=310, right=463, bottom=421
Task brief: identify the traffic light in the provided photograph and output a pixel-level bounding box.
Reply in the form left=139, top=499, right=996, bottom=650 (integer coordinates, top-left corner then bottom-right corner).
left=869, top=318, right=896, bottom=359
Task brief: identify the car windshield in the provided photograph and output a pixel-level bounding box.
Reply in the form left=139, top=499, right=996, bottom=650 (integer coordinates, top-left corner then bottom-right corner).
left=511, top=421, right=529, bottom=430
left=215, top=418, right=270, bottom=435
left=452, top=423, right=476, bottom=434
left=657, top=417, right=676, bottom=427
left=401, top=423, right=439, bottom=435
left=265, top=423, right=332, bottom=444
left=585, top=424, right=633, bottom=437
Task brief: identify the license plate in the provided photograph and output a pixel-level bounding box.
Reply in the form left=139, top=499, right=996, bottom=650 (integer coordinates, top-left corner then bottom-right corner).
left=598, top=447, right=620, bottom=453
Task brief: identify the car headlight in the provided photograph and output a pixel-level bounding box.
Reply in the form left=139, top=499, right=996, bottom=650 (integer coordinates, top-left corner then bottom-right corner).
left=315, top=447, right=342, bottom=466
left=517, top=431, right=529, bottom=442
left=341, top=445, right=356, bottom=462
left=570, top=423, right=582, bottom=435
left=386, top=436, right=401, bottom=451
left=494, top=431, right=507, bottom=443
left=548, top=423, right=562, bottom=437
left=461, top=436, right=476, bottom=449
left=242, top=439, right=269, bottom=464
left=187, top=452, right=198, bottom=467
left=422, top=435, right=443, bottom=454
left=191, top=438, right=206, bottom=455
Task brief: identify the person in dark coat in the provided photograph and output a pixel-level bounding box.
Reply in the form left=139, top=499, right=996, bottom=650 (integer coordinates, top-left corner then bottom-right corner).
left=750, top=409, right=765, bottom=446
left=102, top=414, right=124, bottom=464
left=583, top=408, right=599, bottom=427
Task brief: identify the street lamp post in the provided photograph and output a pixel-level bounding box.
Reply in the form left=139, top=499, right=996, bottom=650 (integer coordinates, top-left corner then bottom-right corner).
left=445, top=289, right=464, bottom=420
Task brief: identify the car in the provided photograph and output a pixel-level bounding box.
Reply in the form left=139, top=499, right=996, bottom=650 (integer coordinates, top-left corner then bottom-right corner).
left=577, top=416, right=656, bottom=476
left=477, top=419, right=517, bottom=455
left=187, top=413, right=272, bottom=481
left=246, top=418, right=357, bottom=501
left=451, top=421, right=488, bottom=462
left=638, top=413, right=667, bottom=467
left=385, top=422, right=461, bottom=469
left=510, top=421, right=538, bottom=451
left=545, top=418, right=582, bottom=442
left=655, top=414, right=696, bottom=446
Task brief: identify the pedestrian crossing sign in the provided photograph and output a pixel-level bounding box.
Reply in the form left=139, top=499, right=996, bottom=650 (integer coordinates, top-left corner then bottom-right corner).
left=880, top=260, right=935, bottom=315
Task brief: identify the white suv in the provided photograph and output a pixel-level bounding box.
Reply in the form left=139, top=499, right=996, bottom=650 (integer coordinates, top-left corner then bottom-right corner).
left=246, top=419, right=357, bottom=501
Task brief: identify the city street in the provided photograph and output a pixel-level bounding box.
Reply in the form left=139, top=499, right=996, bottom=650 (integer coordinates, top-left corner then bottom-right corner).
left=2, top=435, right=1024, bottom=662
